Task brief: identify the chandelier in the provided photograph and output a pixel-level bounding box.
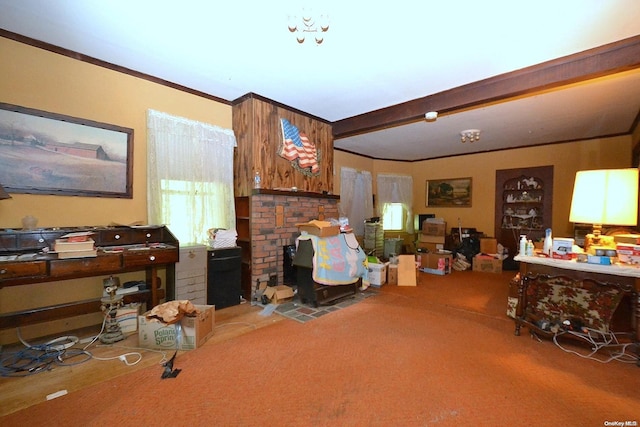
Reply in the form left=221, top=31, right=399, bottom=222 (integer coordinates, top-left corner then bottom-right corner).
left=460, top=129, right=481, bottom=143
left=288, top=11, right=329, bottom=45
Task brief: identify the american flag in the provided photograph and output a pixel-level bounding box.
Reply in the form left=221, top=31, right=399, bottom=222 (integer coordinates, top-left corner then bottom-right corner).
left=279, top=118, right=319, bottom=174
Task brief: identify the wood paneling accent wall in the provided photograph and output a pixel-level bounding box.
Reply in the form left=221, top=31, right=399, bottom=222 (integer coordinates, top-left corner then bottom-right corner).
left=232, top=93, right=334, bottom=196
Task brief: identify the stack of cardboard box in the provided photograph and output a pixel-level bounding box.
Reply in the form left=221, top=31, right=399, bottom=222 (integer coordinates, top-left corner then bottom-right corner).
left=417, top=219, right=446, bottom=253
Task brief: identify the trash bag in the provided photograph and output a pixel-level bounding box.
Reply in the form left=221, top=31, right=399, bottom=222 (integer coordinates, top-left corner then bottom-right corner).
left=454, top=237, right=480, bottom=265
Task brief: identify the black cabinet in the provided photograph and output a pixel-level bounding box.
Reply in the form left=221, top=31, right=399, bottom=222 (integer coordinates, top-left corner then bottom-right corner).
left=207, top=247, right=242, bottom=309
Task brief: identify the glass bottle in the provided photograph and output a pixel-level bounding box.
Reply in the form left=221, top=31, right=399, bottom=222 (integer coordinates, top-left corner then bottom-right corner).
left=254, top=171, right=261, bottom=189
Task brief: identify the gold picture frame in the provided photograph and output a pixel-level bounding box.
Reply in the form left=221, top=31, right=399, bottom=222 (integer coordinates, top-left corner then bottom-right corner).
left=426, top=177, right=472, bottom=207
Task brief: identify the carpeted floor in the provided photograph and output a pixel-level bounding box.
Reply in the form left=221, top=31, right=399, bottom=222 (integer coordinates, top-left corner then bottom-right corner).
left=2, top=270, right=639, bottom=426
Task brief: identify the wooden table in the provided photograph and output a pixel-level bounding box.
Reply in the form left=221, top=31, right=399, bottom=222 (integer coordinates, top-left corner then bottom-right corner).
left=0, top=225, right=179, bottom=331
left=514, top=255, right=639, bottom=364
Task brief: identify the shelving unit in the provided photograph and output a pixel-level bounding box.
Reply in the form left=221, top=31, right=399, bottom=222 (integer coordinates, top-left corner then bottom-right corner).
left=234, top=196, right=251, bottom=300
left=495, top=166, right=553, bottom=259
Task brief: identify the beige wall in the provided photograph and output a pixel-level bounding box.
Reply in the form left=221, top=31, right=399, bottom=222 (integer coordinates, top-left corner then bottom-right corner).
left=335, top=136, right=633, bottom=239
left=0, top=37, right=233, bottom=343
left=0, top=37, right=232, bottom=229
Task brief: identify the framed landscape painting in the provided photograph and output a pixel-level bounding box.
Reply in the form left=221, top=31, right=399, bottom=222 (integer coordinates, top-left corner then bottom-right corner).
left=426, top=177, right=472, bottom=207
left=0, top=103, right=133, bottom=198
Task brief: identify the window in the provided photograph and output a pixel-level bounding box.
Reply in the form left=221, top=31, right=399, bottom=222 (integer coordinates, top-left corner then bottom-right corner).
left=147, top=110, right=237, bottom=245
left=376, top=174, right=414, bottom=234
left=382, top=203, right=405, bottom=231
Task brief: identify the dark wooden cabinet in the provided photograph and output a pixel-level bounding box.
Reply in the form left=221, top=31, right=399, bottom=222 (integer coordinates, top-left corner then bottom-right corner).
left=234, top=196, right=252, bottom=300
left=0, top=225, right=179, bottom=330
left=495, top=166, right=553, bottom=259
left=207, top=247, right=242, bottom=309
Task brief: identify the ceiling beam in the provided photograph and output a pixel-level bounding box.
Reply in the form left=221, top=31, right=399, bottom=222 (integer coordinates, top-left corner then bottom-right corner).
left=333, top=35, right=640, bottom=139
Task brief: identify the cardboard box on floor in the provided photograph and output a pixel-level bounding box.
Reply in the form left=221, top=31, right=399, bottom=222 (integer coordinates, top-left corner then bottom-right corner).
left=387, top=264, right=398, bottom=285
left=138, top=304, right=215, bottom=350
left=420, top=252, right=452, bottom=275
left=263, top=285, right=295, bottom=303
left=367, top=262, right=388, bottom=287
left=473, top=255, right=502, bottom=273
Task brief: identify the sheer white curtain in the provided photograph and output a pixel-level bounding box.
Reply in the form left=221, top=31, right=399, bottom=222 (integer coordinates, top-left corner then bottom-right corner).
left=377, top=173, right=414, bottom=234
left=147, top=110, right=237, bottom=245
left=340, top=167, right=373, bottom=236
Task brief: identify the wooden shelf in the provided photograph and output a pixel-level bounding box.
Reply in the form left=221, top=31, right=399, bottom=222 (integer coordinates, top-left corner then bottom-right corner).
left=0, top=289, right=164, bottom=330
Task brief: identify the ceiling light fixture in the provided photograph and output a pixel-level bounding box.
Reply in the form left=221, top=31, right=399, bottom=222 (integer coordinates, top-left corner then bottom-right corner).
left=287, top=10, right=329, bottom=45
left=425, top=111, right=438, bottom=121
left=460, top=129, right=480, bottom=143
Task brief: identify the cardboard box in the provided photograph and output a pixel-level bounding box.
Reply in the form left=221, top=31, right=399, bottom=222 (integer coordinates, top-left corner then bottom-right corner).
left=614, top=234, right=640, bottom=245
left=116, top=304, right=141, bottom=334
left=420, top=252, right=452, bottom=275
left=263, top=285, right=295, bottom=303
left=480, top=238, right=497, bottom=254
left=419, top=233, right=445, bottom=244
left=296, top=222, right=340, bottom=237
left=422, top=221, right=446, bottom=236
left=616, top=243, right=640, bottom=264
left=473, top=255, right=502, bottom=273
left=367, top=262, right=388, bottom=287
left=387, top=264, right=398, bottom=285
left=416, top=242, right=444, bottom=252
left=552, top=238, right=574, bottom=260
left=138, top=304, right=215, bottom=350
left=587, top=255, right=612, bottom=265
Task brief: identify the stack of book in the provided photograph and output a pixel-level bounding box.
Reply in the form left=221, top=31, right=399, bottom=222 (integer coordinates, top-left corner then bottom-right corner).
left=54, top=231, right=97, bottom=259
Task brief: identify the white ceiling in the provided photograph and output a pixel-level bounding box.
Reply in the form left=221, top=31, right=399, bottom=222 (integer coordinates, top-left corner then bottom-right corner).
left=1, top=0, right=639, bottom=161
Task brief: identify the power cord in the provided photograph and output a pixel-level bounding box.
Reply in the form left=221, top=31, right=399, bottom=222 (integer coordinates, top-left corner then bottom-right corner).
left=550, top=327, right=639, bottom=364
left=91, top=352, right=142, bottom=366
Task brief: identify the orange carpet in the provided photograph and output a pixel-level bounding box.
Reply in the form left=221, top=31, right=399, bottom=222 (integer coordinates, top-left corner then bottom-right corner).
left=2, top=271, right=639, bottom=426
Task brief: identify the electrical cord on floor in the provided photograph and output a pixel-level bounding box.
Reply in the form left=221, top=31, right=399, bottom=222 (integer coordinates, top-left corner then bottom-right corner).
left=1, top=328, right=90, bottom=377
left=551, top=327, right=639, bottom=364
left=91, top=352, right=143, bottom=366
left=1, top=308, right=158, bottom=376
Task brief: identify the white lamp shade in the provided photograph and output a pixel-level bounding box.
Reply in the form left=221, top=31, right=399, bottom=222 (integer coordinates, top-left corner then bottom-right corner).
left=569, top=168, right=638, bottom=226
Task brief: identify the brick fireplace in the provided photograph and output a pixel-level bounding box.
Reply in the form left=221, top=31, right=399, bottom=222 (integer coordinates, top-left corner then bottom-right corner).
left=245, top=190, right=339, bottom=298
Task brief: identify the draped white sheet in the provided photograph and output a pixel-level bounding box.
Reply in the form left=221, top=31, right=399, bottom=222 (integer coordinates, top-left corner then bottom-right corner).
left=376, top=173, right=414, bottom=234
left=340, top=167, right=373, bottom=236
left=147, top=110, right=237, bottom=245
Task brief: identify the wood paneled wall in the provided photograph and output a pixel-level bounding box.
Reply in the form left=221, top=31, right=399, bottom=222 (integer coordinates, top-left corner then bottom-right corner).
left=232, top=93, right=334, bottom=196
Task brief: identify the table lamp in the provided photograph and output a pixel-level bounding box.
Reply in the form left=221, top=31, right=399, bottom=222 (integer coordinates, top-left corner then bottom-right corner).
left=569, top=168, right=638, bottom=252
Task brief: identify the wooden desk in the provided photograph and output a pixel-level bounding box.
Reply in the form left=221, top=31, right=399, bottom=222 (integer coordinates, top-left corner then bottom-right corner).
left=0, top=226, right=179, bottom=330
left=514, top=255, right=639, bottom=363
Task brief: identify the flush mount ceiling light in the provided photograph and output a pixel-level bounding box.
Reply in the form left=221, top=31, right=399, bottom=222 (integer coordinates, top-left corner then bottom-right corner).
left=287, top=9, right=329, bottom=45
left=424, top=111, right=438, bottom=121
left=460, top=129, right=481, bottom=143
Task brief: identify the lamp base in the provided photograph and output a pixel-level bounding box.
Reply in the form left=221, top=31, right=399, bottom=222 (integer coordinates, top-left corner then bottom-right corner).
left=100, top=313, right=125, bottom=344
left=584, top=233, right=616, bottom=254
